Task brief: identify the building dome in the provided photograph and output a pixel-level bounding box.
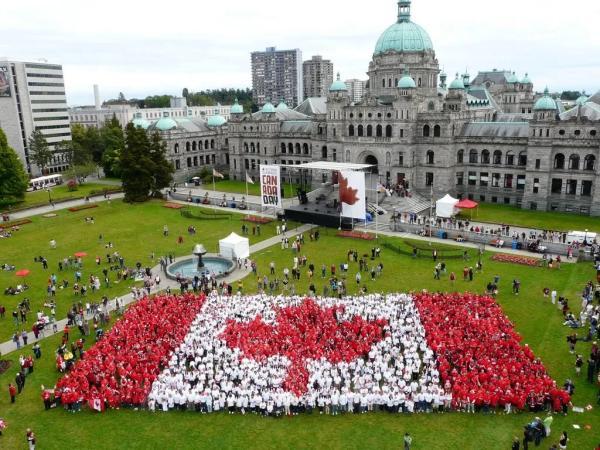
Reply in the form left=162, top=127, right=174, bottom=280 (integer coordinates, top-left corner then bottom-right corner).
left=154, top=116, right=178, bottom=131
left=397, top=73, right=416, bottom=89
left=575, top=94, right=588, bottom=106
left=448, top=73, right=465, bottom=90
left=207, top=112, right=226, bottom=127
left=276, top=99, right=289, bottom=110
left=262, top=102, right=276, bottom=113
left=507, top=72, right=519, bottom=83
left=520, top=73, right=532, bottom=84
left=132, top=117, right=150, bottom=130
left=231, top=98, right=244, bottom=114
left=374, top=1, right=433, bottom=55
left=329, top=73, right=348, bottom=92
left=534, top=88, right=557, bottom=111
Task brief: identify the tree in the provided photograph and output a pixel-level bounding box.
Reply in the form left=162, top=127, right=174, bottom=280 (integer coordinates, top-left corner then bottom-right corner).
left=101, top=147, right=122, bottom=178
left=28, top=130, right=52, bottom=174
left=120, top=123, right=155, bottom=202
left=0, top=128, right=29, bottom=206
left=182, top=87, right=189, bottom=98
left=63, top=161, right=97, bottom=184
left=560, top=91, right=581, bottom=101
left=148, top=131, right=174, bottom=197
left=100, top=116, right=124, bottom=176
left=57, top=138, right=92, bottom=167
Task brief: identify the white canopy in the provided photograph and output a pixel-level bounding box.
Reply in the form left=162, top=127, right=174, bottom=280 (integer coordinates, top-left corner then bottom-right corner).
left=279, top=162, right=373, bottom=171
left=436, top=194, right=459, bottom=218
left=219, top=232, right=250, bottom=260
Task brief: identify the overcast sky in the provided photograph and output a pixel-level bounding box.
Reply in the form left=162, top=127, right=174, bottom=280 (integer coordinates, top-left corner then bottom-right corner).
left=2, top=0, right=598, bottom=105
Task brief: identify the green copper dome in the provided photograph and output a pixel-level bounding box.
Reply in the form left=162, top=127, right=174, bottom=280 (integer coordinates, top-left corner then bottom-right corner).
left=276, top=98, right=289, bottom=110
left=575, top=94, right=588, bottom=106
left=329, top=73, right=348, bottom=91
left=262, top=102, right=276, bottom=113
left=374, top=1, right=433, bottom=55
left=507, top=72, right=519, bottom=83
left=397, top=73, right=416, bottom=89
left=448, top=73, right=465, bottom=90
left=207, top=112, right=226, bottom=127
left=520, top=73, right=532, bottom=84
left=154, top=116, right=178, bottom=131
left=534, top=88, right=557, bottom=111
left=132, top=117, right=150, bottom=130
left=231, top=98, right=244, bottom=114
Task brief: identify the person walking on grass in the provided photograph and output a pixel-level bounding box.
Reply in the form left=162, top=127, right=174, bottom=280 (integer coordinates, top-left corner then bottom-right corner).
left=8, top=383, right=16, bottom=403
left=403, top=432, right=412, bottom=450
left=26, top=428, right=36, bottom=450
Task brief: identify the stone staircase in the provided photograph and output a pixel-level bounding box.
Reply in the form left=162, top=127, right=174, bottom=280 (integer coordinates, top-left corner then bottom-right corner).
left=379, top=191, right=431, bottom=214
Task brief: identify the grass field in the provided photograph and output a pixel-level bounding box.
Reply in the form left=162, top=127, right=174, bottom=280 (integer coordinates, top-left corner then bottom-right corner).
left=0, top=205, right=598, bottom=449
left=457, top=203, right=600, bottom=233
left=3, top=183, right=120, bottom=211
left=197, top=179, right=301, bottom=198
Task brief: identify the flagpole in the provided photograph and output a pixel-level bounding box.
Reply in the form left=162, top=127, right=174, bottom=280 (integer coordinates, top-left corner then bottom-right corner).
left=375, top=181, right=379, bottom=239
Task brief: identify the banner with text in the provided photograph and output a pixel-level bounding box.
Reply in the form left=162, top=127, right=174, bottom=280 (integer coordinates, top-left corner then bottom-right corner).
left=339, top=171, right=366, bottom=220
left=260, top=165, right=282, bottom=209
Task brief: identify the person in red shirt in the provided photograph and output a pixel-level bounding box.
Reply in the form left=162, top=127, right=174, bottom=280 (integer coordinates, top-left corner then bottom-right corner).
left=8, top=383, right=16, bottom=403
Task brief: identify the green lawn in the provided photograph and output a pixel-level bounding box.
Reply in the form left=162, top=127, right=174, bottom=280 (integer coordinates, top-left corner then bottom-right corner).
left=0, top=200, right=291, bottom=343
left=4, top=183, right=121, bottom=211
left=197, top=179, right=301, bottom=198
left=0, top=207, right=598, bottom=449
left=458, top=203, right=600, bottom=233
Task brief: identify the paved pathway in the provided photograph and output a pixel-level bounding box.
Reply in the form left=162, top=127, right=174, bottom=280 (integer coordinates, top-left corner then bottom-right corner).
left=0, top=224, right=314, bottom=357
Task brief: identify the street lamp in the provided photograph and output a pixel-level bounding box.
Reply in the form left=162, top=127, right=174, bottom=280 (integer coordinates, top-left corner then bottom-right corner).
left=193, top=244, right=207, bottom=268
left=584, top=229, right=588, bottom=246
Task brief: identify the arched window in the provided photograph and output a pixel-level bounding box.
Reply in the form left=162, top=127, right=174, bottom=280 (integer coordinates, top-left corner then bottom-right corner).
left=349, top=125, right=355, bottom=136
left=295, top=143, right=301, bottom=154
left=204, top=140, right=209, bottom=149
left=388, top=78, right=392, bottom=88
left=493, top=150, right=502, bottom=165
left=322, top=146, right=328, bottom=159
left=423, top=125, right=430, bottom=137
left=303, top=143, right=309, bottom=155
left=469, top=149, right=478, bottom=164
left=584, top=154, right=596, bottom=171
left=386, top=125, right=393, bottom=138
left=428, top=102, right=435, bottom=111
left=481, top=150, right=490, bottom=164
left=554, top=153, right=565, bottom=169
left=367, top=125, right=373, bottom=137
left=457, top=149, right=464, bottom=163
left=433, top=125, right=441, bottom=137
left=518, top=152, right=527, bottom=166
left=192, top=141, right=197, bottom=151
left=358, top=125, right=364, bottom=137
left=280, top=143, right=286, bottom=153
left=174, top=143, right=179, bottom=153
left=505, top=151, right=515, bottom=166
left=376, top=125, right=383, bottom=137
left=243, top=143, right=249, bottom=153
left=199, top=140, right=204, bottom=150
left=210, top=139, right=215, bottom=149
left=426, top=151, right=434, bottom=164
left=186, top=141, right=191, bottom=152
left=569, top=154, right=580, bottom=170
left=250, top=143, right=255, bottom=153
left=382, top=79, right=385, bottom=88
left=288, top=143, right=293, bottom=153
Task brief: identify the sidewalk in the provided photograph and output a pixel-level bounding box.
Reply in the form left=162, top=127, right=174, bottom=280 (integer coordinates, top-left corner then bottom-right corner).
left=0, top=224, right=314, bottom=357
left=7, top=193, right=125, bottom=221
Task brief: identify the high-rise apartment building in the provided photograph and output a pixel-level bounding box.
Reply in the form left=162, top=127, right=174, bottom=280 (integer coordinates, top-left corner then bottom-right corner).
left=302, top=55, right=333, bottom=99
left=344, top=79, right=366, bottom=103
left=0, top=59, right=71, bottom=175
left=251, top=47, right=303, bottom=107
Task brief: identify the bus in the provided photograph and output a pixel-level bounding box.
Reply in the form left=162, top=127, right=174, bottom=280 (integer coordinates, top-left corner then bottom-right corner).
left=28, top=174, right=63, bottom=191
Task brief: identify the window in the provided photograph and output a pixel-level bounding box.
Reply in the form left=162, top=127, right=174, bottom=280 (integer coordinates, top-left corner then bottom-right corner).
left=386, top=125, right=393, bottom=137
left=480, top=172, right=489, bottom=187
left=376, top=125, right=383, bottom=137
left=280, top=143, right=286, bottom=154
left=517, top=175, right=526, bottom=191
left=469, top=150, right=478, bottom=164
left=332, top=149, right=337, bottom=162
left=425, top=172, right=434, bottom=186
left=504, top=197, right=511, bottom=205
left=348, top=125, right=354, bottom=136
left=505, top=152, right=515, bottom=166
left=492, top=196, right=498, bottom=203
left=591, top=130, right=597, bottom=137
left=428, top=102, right=435, bottom=111
left=426, top=151, right=434, bottom=164
left=174, top=143, right=179, bottom=154
left=175, top=160, right=180, bottom=170
left=518, top=152, right=527, bottom=166
left=530, top=202, right=537, bottom=211
left=574, top=130, right=581, bottom=136
left=398, top=153, right=404, bottom=166
left=423, top=125, right=430, bottom=137
left=381, top=79, right=385, bottom=88
left=367, top=125, right=373, bottom=137
left=433, top=125, right=441, bottom=137
left=481, top=150, right=490, bottom=164
left=566, top=179, right=577, bottom=195
left=321, top=146, right=328, bottom=159
left=468, top=171, right=477, bottom=186
left=193, top=156, right=198, bottom=166
left=584, top=154, right=596, bottom=171
left=504, top=174, right=513, bottom=188
left=457, top=150, right=464, bottom=164
left=559, top=129, right=565, bottom=136
left=535, top=159, right=541, bottom=169
left=551, top=178, right=562, bottom=194
left=456, top=172, right=464, bottom=185
left=554, top=153, right=565, bottom=169
left=582, top=180, right=593, bottom=196
left=357, top=125, right=364, bottom=137
left=569, top=154, right=580, bottom=170
left=533, top=178, right=540, bottom=194
left=493, top=151, right=502, bottom=165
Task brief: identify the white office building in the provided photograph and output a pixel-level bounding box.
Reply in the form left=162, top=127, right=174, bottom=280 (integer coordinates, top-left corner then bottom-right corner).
left=0, top=59, right=71, bottom=175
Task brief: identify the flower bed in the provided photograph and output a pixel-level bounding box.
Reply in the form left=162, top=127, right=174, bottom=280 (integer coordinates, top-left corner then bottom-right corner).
left=336, top=230, right=375, bottom=241
left=491, top=253, right=540, bottom=267
left=163, top=202, right=184, bottom=209
left=0, top=218, right=32, bottom=229
left=243, top=215, right=272, bottom=224
left=0, top=360, right=12, bottom=375
left=68, top=204, right=98, bottom=213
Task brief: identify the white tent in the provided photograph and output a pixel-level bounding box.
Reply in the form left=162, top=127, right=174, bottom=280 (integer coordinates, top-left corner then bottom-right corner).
left=219, top=232, right=250, bottom=259
left=436, top=194, right=459, bottom=218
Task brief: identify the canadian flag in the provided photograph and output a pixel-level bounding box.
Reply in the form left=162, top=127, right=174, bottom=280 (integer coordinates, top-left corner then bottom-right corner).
left=90, top=397, right=105, bottom=412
